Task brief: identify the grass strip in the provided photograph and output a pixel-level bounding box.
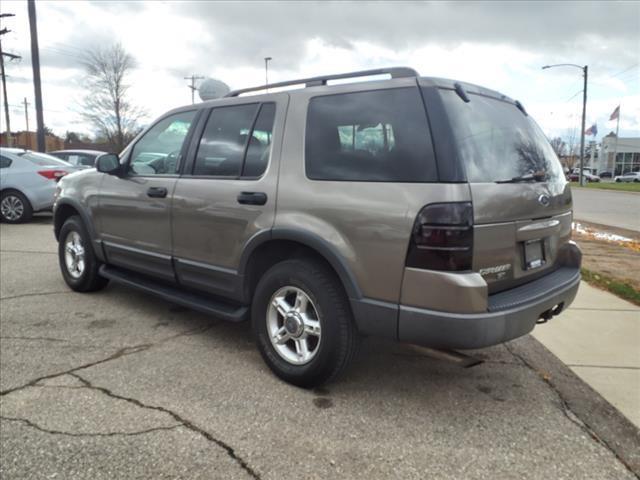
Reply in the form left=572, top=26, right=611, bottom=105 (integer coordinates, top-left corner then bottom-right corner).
left=581, top=267, right=640, bottom=306
left=571, top=182, right=640, bottom=193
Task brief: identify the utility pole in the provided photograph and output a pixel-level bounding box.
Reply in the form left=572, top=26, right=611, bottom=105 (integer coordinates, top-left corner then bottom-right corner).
left=264, top=56, right=272, bottom=92
left=0, top=43, right=12, bottom=146
left=542, top=63, right=589, bottom=186
left=23, top=97, right=30, bottom=149
left=28, top=0, right=45, bottom=152
left=184, top=74, right=204, bottom=104
left=578, top=66, right=588, bottom=187
left=0, top=13, right=19, bottom=147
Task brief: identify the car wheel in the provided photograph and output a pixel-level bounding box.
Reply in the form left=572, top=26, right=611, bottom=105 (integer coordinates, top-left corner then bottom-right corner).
left=0, top=190, right=33, bottom=223
left=252, top=258, right=359, bottom=388
left=58, top=215, right=109, bottom=292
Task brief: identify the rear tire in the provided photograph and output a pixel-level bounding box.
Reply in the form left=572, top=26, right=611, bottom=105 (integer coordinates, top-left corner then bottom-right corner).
left=58, top=215, right=109, bottom=292
left=252, top=258, right=358, bottom=388
left=0, top=190, right=33, bottom=223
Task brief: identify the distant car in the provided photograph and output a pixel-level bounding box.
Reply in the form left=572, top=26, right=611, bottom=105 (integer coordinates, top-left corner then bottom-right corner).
left=568, top=169, right=600, bottom=182
left=614, top=171, right=640, bottom=183
left=0, top=148, right=78, bottom=223
left=599, top=171, right=613, bottom=179
left=48, top=149, right=105, bottom=169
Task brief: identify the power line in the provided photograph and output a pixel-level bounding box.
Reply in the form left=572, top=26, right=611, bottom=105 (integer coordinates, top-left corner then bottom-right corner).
left=609, top=63, right=639, bottom=79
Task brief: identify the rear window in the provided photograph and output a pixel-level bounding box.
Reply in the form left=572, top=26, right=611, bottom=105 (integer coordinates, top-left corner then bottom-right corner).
left=305, top=88, right=437, bottom=182
left=440, top=90, right=565, bottom=184
left=20, top=152, right=72, bottom=167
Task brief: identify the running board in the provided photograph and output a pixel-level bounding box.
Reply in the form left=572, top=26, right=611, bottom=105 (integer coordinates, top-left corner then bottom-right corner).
left=99, top=265, right=248, bottom=322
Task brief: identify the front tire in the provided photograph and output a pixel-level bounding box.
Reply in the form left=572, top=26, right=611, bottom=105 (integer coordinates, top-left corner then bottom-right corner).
left=58, top=215, right=108, bottom=292
left=0, top=190, right=33, bottom=223
left=252, top=258, right=358, bottom=388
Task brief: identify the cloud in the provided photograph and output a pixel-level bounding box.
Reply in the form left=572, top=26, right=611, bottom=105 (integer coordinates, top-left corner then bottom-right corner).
left=174, top=1, right=640, bottom=71
left=2, top=0, right=639, bottom=140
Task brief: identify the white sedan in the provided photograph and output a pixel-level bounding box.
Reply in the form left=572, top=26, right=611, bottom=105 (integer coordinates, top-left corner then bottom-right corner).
left=614, top=171, right=640, bottom=183
left=0, top=148, right=78, bottom=223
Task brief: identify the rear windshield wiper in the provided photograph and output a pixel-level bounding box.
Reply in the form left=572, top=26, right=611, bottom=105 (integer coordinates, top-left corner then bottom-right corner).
left=495, top=171, right=547, bottom=183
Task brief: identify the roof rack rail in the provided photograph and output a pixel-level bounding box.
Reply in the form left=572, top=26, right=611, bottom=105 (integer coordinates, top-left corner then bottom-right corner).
left=224, top=67, right=419, bottom=97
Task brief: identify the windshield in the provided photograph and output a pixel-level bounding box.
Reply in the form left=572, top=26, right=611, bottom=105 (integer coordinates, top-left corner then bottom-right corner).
left=441, top=90, right=565, bottom=186
left=20, top=151, right=73, bottom=167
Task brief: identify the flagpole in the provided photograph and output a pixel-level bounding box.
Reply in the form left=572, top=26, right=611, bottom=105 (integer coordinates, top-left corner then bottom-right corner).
left=612, top=107, right=620, bottom=175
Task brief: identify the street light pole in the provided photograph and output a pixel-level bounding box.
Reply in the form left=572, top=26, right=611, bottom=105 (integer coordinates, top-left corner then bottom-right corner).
left=542, top=63, right=589, bottom=186
left=264, top=57, right=272, bottom=92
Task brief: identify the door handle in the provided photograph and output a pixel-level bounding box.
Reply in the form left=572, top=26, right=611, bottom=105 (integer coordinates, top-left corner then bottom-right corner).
left=147, top=186, right=168, bottom=198
left=237, top=191, right=267, bottom=205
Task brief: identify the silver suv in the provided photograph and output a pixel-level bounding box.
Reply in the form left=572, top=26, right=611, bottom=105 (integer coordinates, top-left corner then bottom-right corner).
left=54, top=68, right=581, bottom=387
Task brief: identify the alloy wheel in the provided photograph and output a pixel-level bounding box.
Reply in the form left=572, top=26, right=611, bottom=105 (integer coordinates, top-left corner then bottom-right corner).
left=267, top=286, right=322, bottom=365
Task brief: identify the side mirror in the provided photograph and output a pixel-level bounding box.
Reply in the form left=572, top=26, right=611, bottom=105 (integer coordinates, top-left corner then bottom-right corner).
left=96, top=153, right=121, bottom=175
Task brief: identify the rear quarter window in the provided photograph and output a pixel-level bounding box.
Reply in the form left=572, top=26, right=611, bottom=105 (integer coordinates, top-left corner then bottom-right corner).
left=0, top=156, right=12, bottom=168
left=305, top=88, right=437, bottom=182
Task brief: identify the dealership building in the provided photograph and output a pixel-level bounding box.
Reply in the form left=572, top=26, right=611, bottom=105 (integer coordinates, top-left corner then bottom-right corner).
left=598, top=135, right=640, bottom=175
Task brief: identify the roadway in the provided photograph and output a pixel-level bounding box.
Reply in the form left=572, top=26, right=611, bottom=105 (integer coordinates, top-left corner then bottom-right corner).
left=1, top=219, right=638, bottom=479
left=571, top=187, right=639, bottom=232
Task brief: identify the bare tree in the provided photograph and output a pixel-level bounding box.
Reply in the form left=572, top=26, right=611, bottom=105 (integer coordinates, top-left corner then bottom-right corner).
left=81, top=43, right=144, bottom=151
left=549, top=137, right=566, bottom=158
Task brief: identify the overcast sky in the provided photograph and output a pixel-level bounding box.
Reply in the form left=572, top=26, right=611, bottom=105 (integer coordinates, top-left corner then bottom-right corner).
left=1, top=0, right=639, bottom=144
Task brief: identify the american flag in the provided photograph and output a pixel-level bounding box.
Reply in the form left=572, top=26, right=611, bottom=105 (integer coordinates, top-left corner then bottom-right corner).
left=584, top=123, right=598, bottom=136
left=609, top=105, right=620, bottom=121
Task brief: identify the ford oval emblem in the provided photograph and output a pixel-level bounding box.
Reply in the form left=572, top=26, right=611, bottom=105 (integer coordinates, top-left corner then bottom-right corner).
left=538, top=194, right=550, bottom=207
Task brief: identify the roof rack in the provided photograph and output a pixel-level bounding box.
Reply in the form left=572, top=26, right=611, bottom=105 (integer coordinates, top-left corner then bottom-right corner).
left=224, top=67, right=419, bottom=97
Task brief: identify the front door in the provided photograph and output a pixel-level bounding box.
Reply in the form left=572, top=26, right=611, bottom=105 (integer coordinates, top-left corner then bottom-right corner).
left=171, top=97, right=285, bottom=300
left=96, top=110, right=198, bottom=281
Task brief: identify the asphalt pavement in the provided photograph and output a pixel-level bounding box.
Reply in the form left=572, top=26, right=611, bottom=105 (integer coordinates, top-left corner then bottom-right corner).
left=571, top=187, right=640, bottom=232
left=1, top=218, right=639, bottom=479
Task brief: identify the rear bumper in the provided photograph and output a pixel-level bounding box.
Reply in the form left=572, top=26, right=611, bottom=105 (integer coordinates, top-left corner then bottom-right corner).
left=26, top=181, right=57, bottom=212
left=397, top=266, right=580, bottom=349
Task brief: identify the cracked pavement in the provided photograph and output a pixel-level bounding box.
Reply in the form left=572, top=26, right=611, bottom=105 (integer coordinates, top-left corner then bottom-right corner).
left=1, top=217, right=639, bottom=479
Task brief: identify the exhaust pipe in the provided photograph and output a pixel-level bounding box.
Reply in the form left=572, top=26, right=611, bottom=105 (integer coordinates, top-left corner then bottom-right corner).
left=537, top=302, right=564, bottom=324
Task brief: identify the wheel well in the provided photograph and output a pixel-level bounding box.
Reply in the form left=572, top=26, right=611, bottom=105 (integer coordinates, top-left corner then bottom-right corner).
left=0, top=188, right=31, bottom=204
left=244, top=240, right=347, bottom=302
left=1, top=188, right=25, bottom=197
left=54, top=204, right=80, bottom=240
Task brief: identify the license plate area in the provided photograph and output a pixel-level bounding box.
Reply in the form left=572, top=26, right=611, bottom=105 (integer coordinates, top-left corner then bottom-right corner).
left=523, top=239, right=546, bottom=270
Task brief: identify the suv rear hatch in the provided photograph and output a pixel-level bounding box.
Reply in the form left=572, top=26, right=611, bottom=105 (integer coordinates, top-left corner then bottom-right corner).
left=440, top=89, right=572, bottom=293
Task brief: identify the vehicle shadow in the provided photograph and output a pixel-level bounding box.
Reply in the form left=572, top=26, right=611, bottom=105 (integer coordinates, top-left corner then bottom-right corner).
left=100, top=282, right=524, bottom=403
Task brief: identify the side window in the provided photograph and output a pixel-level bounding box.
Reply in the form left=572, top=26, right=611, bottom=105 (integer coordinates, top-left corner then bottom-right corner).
left=242, top=103, right=276, bottom=177
left=79, top=155, right=96, bottom=167
left=0, top=156, right=12, bottom=168
left=193, top=104, right=258, bottom=177
left=129, top=110, right=197, bottom=175
left=67, top=155, right=80, bottom=165
left=305, top=88, right=436, bottom=182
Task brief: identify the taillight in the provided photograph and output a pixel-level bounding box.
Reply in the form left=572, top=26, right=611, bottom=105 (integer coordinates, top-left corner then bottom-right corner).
left=38, top=170, right=68, bottom=181
left=406, top=202, right=473, bottom=271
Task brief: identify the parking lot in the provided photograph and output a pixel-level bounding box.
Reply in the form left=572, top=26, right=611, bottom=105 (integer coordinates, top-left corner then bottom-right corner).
left=1, top=218, right=638, bottom=479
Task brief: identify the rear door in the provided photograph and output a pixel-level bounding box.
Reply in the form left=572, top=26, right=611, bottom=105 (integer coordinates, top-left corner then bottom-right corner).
left=96, top=110, right=198, bottom=281
left=439, top=90, right=573, bottom=293
left=171, top=96, right=286, bottom=300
